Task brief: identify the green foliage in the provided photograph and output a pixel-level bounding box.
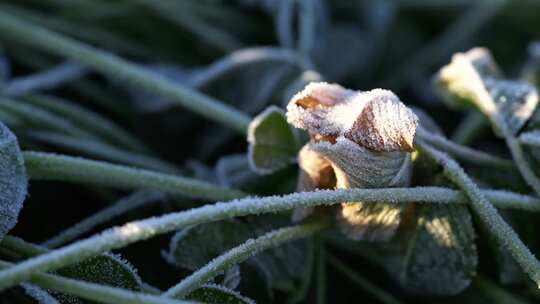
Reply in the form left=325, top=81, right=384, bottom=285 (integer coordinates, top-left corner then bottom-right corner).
left=0, top=121, right=26, bottom=240
left=248, top=106, right=300, bottom=174
left=54, top=253, right=143, bottom=304
left=0, top=1, right=539, bottom=303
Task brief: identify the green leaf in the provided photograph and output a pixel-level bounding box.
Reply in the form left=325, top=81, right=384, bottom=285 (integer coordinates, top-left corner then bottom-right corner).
left=186, top=284, right=255, bottom=304
left=0, top=121, right=27, bottom=240
left=398, top=204, right=478, bottom=295
left=163, top=220, right=252, bottom=271
left=247, top=106, right=299, bottom=174
left=163, top=215, right=310, bottom=295
left=435, top=47, right=539, bottom=136
left=54, top=253, right=142, bottom=304
left=215, top=154, right=296, bottom=194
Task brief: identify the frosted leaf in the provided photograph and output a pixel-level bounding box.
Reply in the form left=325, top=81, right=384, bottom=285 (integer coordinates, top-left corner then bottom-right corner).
left=311, top=137, right=412, bottom=241
left=286, top=83, right=418, bottom=152
left=436, top=47, right=539, bottom=136
left=215, top=154, right=296, bottom=195
left=484, top=78, right=538, bottom=135
left=163, top=220, right=251, bottom=271
left=398, top=205, right=477, bottom=295
left=344, top=91, right=417, bottom=152
left=286, top=82, right=356, bottom=136
left=247, top=106, right=299, bottom=175
left=164, top=215, right=309, bottom=294
left=22, top=283, right=59, bottom=304
left=185, top=284, right=255, bottom=304
left=0, top=121, right=27, bottom=240
left=286, top=83, right=418, bottom=240
left=292, top=145, right=336, bottom=222
left=216, top=154, right=260, bottom=189
left=54, top=253, right=142, bottom=304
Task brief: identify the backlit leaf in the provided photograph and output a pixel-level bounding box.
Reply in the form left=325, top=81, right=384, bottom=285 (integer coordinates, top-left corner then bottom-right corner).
left=399, top=204, right=478, bottom=295
left=247, top=106, right=299, bottom=174
left=436, top=47, right=539, bottom=135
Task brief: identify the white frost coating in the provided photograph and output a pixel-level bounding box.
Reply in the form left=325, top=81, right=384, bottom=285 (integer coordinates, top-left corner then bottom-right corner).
left=287, top=83, right=418, bottom=152
left=0, top=187, right=538, bottom=290
left=286, top=84, right=418, bottom=241
left=311, top=136, right=412, bottom=241
left=437, top=47, right=540, bottom=197
left=419, top=141, right=540, bottom=288
left=22, top=283, right=60, bottom=304
left=286, top=82, right=356, bottom=136
left=0, top=121, right=27, bottom=240
left=188, top=283, right=256, bottom=304
left=162, top=222, right=325, bottom=298
left=292, top=144, right=335, bottom=222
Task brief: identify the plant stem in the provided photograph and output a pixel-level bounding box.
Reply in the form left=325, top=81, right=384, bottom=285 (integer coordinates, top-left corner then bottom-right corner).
left=417, top=140, right=540, bottom=288
left=22, top=94, right=148, bottom=153
left=23, top=151, right=246, bottom=200
left=163, top=221, right=328, bottom=298
left=0, top=260, right=194, bottom=304
left=27, top=131, right=179, bottom=174
left=0, top=97, right=95, bottom=139
left=4, top=61, right=87, bottom=96
left=327, top=253, right=403, bottom=304
left=0, top=11, right=251, bottom=134
left=188, top=47, right=308, bottom=88
left=417, top=127, right=514, bottom=170
left=0, top=185, right=536, bottom=290
left=42, top=190, right=165, bottom=248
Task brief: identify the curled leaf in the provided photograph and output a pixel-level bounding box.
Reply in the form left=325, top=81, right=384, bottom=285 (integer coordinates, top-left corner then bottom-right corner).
left=311, top=137, right=412, bottom=241
left=286, top=83, right=418, bottom=241
left=436, top=47, right=539, bottom=135
left=292, top=144, right=335, bottom=222
left=0, top=121, right=27, bottom=240
left=247, top=106, right=299, bottom=174
left=287, top=84, right=418, bottom=152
